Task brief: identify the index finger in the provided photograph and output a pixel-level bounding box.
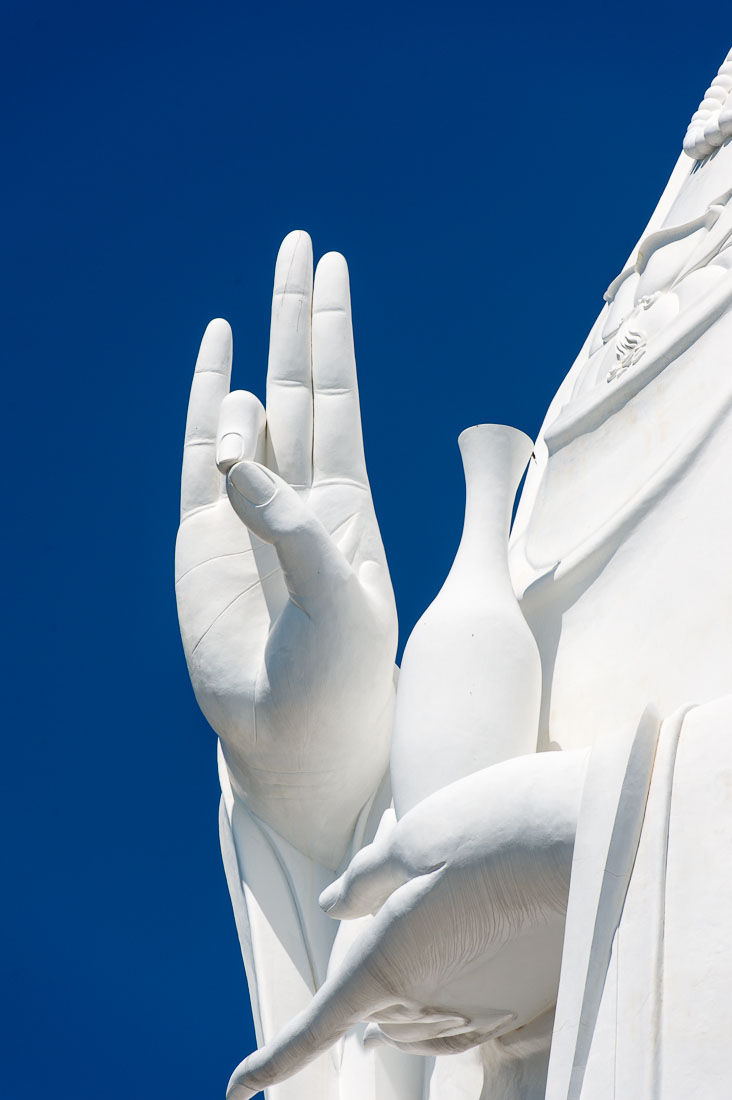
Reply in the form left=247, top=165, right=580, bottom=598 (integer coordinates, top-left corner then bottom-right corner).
left=226, top=941, right=385, bottom=1098
left=180, top=318, right=232, bottom=519
left=226, top=869, right=440, bottom=1098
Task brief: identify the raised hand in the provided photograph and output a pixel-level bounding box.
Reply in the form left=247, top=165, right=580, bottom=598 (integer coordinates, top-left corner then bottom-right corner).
left=225, top=748, right=589, bottom=1099
left=175, top=231, right=398, bottom=869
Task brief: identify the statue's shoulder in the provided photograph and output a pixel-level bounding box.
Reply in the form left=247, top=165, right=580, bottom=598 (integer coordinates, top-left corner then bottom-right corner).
left=511, top=46, right=732, bottom=593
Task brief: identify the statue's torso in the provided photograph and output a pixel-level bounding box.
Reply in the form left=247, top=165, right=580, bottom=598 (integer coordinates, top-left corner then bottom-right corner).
left=511, top=149, right=732, bottom=749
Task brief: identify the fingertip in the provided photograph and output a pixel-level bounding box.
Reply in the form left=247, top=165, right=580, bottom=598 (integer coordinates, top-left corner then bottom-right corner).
left=313, top=252, right=351, bottom=314
left=202, top=317, right=232, bottom=346
left=280, top=228, right=312, bottom=250
left=316, top=250, right=348, bottom=271
left=228, top=461, right=278, bottom=508
left=363, top=1023, right=387, bottom=1049
left=206, top=316, right=231, bottom=334
left=314, top=250, right=349, bottom=285
left=196, top=318, right=233, bottom=373
left=276, top=230, right=313, bottom=269
left=274, top=231, right=313, bottom=294
left=318, top=881, right=342, bottom=914
left=226, top=1072, right=258, bottom=1100
left=216, top=433, right=244, bottom=474
left=226, top=1056, right=257, bottom=1099
left=217, top=391, right=267, bottom=470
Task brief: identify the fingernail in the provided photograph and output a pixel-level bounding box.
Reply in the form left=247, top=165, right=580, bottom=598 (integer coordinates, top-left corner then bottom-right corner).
left=226, top=1084, right=258, bottom=1100
left=228, top=462, right=277, bottom=507
left=318, top=884, right=339, bottom=913
left=217, top=433, right=244, bottom=473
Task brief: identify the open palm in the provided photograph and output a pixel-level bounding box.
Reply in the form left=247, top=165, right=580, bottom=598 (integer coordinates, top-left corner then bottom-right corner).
left=175, top=231, right=397, bottom=869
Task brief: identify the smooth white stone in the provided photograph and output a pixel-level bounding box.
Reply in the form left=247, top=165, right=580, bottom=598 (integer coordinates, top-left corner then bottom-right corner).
left=177, top=40, right=732, bottom=1100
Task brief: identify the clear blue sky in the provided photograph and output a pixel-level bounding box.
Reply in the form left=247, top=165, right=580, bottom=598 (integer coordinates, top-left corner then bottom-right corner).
left=3, top=3, right=728, bottom=1097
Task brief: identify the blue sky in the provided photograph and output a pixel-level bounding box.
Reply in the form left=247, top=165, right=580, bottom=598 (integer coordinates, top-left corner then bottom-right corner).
left=3, top=3, right=729, bottom=1097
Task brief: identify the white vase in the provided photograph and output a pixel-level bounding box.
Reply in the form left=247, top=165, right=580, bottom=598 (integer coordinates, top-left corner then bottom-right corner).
left=391, top=424, right=542, bottom=817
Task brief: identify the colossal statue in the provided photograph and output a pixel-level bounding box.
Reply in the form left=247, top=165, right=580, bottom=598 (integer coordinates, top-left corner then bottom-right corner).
left=176, top=46, right=732, bottom=1100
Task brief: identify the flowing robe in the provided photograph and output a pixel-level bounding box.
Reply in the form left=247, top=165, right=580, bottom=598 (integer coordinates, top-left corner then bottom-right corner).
left=506, top=139, right=732, bottom=1100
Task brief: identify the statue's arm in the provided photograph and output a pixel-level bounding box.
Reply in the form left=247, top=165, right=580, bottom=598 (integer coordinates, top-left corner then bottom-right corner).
left=177, top=231, right=427, bottom=1098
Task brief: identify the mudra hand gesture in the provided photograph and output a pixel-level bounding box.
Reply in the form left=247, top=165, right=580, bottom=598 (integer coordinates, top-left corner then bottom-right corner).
left=175, top=231, right=397, bottom=869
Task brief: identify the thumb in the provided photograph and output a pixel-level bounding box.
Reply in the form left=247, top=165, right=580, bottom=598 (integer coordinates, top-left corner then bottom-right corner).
left=319, top=831, right=409, bottom=919
left=227, top=461, right=352, bottom=612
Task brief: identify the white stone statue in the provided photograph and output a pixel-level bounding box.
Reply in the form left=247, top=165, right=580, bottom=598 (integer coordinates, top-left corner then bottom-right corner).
left=176, top=46, right=732, bottom=1100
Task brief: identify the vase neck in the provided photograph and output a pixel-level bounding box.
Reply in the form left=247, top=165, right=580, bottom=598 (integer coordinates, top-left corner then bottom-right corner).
left=446, top=424, right=533, bottom=593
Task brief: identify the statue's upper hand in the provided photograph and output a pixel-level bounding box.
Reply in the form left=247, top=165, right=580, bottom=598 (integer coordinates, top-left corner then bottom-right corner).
left=225, top=748, right=589, bottom=1099
left=175, top=231, right=398, bottom=869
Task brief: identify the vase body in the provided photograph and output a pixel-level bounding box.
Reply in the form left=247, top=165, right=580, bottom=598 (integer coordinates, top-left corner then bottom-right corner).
left=391, top=424, right=542, bottom=817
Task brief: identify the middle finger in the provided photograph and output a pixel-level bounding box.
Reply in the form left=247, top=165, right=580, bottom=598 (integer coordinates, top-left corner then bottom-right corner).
left=265, top=230, right=313, bottom=489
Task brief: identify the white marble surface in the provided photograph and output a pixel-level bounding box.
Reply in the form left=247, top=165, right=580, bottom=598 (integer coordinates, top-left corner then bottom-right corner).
left=390, top=424, right=541, bottom=816
left=177, top=43, right=732, bottom=1100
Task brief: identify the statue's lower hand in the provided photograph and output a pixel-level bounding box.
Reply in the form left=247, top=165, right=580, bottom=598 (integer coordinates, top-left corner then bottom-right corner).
left=226, top=748, right=589, bottom=1098
left=175, top=231, right=398, bottom=869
